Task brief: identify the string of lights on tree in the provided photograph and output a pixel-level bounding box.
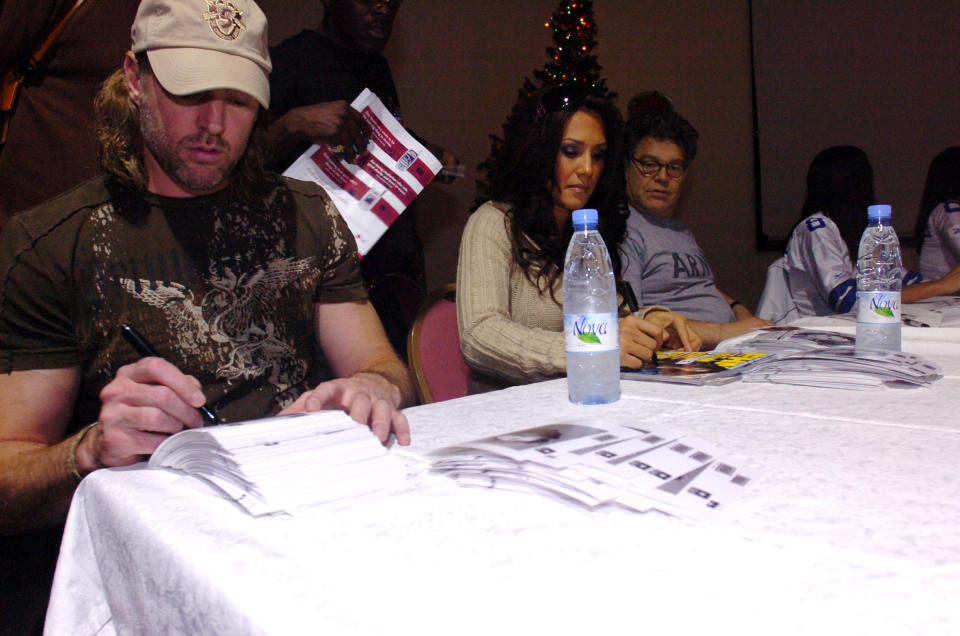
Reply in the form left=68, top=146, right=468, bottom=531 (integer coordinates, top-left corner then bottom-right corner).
left=535, top=0, right=612, bottom=96
left=476, top=0, right=615, bottom=203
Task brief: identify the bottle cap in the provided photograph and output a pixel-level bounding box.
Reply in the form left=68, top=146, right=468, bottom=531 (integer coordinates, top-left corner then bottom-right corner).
left=572, top=208, right=599, bottom=226
left=867, top=204, right=892, bottom=219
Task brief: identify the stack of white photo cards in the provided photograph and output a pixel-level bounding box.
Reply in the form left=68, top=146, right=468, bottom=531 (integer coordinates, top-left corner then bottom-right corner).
left=429, top=420, right=761, bottom=519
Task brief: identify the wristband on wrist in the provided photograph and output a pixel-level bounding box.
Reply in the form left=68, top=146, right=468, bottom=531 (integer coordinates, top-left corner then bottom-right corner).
left=640, top=305, right=671, bottom=319
left=67, top=422, right=99, bottom=482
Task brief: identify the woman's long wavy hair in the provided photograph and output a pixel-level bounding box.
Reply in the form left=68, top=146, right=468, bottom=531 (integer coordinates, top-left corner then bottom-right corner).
left=94, top=55, right=272, bottom=202
left=914, top=146, right=960, bottom=247
left=798, top=145, right=875, bottom=261
left=481, top=89, right=626, bottom=296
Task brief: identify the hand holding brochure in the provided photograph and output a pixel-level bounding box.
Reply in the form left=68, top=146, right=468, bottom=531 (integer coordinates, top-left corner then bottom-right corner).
left=283, top=89, right=442, bottom=257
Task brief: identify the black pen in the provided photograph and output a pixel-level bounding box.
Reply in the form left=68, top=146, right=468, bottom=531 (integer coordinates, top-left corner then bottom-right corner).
left=621, top=281, right=657, bottom=367
left=120, top=323, right=221, bottom=426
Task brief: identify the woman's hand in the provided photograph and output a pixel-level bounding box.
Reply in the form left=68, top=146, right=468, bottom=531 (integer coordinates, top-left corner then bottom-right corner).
left=618, top=310, right=701, bottom=369
left=646, top=309, right=701, bottom=352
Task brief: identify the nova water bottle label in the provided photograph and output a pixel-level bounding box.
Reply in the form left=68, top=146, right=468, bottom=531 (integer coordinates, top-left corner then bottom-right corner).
left=564, top=312, right=619, bottom=352
left=857, top=291, right=901, bottom=324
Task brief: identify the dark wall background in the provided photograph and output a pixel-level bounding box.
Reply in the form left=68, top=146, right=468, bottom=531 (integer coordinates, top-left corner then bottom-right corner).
left=753, top=1, right=960, bottom=247
left=262, top=1, right=957, bottom=308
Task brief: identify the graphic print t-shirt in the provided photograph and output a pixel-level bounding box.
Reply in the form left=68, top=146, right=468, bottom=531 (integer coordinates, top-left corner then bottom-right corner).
left=0, top=175, right=365, bottom=430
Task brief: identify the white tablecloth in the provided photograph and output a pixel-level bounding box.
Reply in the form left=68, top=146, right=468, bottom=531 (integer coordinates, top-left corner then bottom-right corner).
left=45, top=329, right=960, bottom=635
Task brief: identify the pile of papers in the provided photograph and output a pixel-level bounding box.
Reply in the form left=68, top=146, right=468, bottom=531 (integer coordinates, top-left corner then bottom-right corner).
left=742, top=346, right=941, bottom=389
left=722, top=327, right=942, bottom=389
left=149, top=411, right=411, bottom=516
left=723, top=326, right=855, bottom=353
left=901, top=297, right=960, bottom=328
left=429, top=420, right=761, bottom=519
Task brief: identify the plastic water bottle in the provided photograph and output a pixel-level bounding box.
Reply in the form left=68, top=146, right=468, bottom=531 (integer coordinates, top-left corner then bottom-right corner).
left=562, top=208, right=620, bottom=404
left=855, top=204, right=902, bottom=352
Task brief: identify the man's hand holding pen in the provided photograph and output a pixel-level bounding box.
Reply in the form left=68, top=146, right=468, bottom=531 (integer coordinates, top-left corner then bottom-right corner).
left=79, top=357, right=209, bottom=471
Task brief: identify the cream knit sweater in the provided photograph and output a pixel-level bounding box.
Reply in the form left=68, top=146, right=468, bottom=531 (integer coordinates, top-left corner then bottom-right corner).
left=456, top=202, right=568, bottom=390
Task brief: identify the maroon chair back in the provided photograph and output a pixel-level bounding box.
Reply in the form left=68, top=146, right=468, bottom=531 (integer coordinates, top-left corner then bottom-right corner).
left=407, top=284, right=470, bottom=403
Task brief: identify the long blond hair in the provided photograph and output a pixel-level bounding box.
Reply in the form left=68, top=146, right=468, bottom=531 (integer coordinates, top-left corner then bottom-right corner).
left=94, top=56, right=272, bottom=199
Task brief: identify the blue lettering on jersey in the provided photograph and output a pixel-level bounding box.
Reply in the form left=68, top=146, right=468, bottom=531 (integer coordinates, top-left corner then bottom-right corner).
left=945, top=201, right=960, bottom=214
left=805, top=217, right=827, bottom=231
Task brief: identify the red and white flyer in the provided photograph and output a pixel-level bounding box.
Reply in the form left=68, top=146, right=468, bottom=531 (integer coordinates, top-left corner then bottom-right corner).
left=282, top=88, right=442, bottom=257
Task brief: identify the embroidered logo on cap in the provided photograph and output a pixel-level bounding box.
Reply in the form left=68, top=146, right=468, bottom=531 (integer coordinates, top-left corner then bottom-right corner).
left=203, top=0, right=246, bottom=41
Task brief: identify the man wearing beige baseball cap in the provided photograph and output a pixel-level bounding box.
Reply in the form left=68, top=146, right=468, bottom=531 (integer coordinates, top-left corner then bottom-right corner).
left=0, top=2, right=414, bottom=626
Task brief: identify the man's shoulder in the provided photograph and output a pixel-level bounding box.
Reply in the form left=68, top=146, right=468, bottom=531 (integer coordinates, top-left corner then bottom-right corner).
left=271, top=29, right=325, bottom=56
left=280, top=175, right=335, bottom=203
left=276, top=176, right=350, bottom=234
left=271, top=31, right=366, bottom=66
left=12, top=176, right=113, bottom=236
left=627, top=207, right=691, bottom=241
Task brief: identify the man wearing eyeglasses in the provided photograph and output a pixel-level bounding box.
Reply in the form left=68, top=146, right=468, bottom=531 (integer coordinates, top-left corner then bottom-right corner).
left=268, top=0, right=459, bottom=361
left=620, top=92, right=771, bottom=347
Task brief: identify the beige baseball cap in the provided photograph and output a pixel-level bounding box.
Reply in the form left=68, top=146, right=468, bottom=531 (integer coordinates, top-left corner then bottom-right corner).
left=131, top=0, right=272, bottom=108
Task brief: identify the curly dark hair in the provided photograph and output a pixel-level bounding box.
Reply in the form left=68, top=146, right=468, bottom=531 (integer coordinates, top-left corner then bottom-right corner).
left=914, top=146, right=960, bottom=247
left=481, top=86, right=626, bottom=295
left=622, top=91, right=699, bottom=165
left=799, top=145, right=875, bottom=261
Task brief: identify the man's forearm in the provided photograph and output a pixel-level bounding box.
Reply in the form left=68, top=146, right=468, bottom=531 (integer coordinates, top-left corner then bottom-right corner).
left=0, top=437, right=83, bottom=534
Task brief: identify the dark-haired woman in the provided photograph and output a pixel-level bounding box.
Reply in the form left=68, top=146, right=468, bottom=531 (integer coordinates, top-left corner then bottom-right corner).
left=457, top=87, right=698, bottom=392
left=917, top=147, right=960, bottom=288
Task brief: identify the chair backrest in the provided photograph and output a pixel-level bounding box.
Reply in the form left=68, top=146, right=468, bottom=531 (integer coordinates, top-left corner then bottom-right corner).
left=406, top=283, right=470, bottom=404
left=756, top=256, right=800, bottom=324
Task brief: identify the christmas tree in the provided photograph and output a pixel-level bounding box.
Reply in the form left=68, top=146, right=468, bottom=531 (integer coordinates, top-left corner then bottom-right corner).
left=535, top=0, right=614, bottom=96
left=476, top=0, right=615, bottom=203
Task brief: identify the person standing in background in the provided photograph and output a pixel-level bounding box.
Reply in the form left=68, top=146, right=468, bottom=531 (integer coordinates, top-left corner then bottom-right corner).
left=0, top=1, right=140, bottom=225
left=268, top=0, right=459, bottom=360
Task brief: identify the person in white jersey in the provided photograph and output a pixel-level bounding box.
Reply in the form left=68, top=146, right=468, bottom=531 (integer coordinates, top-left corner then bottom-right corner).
left=780, top=146, right=959, bottom=320
left=916, top=147, right=960, bottom=284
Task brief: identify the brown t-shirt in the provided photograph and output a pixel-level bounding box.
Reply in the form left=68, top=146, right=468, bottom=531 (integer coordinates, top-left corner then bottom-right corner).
left=0, top=174, right=366, bottom=431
